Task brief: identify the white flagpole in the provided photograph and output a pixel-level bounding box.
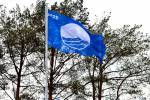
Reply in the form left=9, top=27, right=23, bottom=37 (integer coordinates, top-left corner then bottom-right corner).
left=44, top=3, right=48, bottom=100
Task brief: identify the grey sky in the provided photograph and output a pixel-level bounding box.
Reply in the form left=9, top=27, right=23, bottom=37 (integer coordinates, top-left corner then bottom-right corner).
left=0, top=0, right=150, bottom=99
left=1, top=0, right=150, bottom=33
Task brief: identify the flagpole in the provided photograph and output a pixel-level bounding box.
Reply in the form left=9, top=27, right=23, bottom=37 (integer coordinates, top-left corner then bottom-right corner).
left=44, top=3, right=48, bottom=100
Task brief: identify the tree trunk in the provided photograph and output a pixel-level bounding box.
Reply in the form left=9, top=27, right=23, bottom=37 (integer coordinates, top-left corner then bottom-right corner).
left=16, top=74, right=21, bottom=100
left=48, top=81, right=53, bottom=100
left=48, top=48, right=55, bottom=100
left=98, top=80, right=103, bottom=100
left=92, top=65, right=96, bottom=100
left=92, top=81, right=96, bottom=100
left=98, top=64, right=103, bottom=100
left=48, top=74, right=53, bottom=100
left=16, top=42, right=24, bottom=100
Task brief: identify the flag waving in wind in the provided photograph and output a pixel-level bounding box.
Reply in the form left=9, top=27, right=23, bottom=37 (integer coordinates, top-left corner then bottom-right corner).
left=47, top=10, right=106, bottom=62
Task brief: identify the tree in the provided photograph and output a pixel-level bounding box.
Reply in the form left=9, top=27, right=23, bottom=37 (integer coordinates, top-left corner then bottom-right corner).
left=33, top=0, right=91, bottom=100
left=41, top=0, right=150, bottom=99
left=78, top=24, right=150, bottom=100
left=1, top=0, right=150, bottom=100
left=0, top=5, right=44, bottom=100
left=0, top=1, right=84, bottom=99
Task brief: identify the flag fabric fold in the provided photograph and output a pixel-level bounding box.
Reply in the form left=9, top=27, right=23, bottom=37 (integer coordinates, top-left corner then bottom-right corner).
left=47, top=10, right=106, bottom=62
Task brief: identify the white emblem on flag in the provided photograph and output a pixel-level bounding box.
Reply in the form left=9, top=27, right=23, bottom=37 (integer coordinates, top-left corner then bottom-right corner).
left=61, top=23, right=90, bottom=50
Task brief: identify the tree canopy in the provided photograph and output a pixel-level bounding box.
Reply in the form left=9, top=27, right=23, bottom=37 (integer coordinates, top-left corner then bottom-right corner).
left=0, top=0, right=150, bottom=100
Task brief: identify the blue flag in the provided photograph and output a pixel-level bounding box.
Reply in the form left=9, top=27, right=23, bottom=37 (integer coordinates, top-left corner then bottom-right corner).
left=48, top=10, right=106, bottom=62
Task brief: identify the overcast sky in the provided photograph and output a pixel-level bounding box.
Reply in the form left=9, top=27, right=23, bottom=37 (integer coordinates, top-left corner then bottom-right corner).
left=1, top=0, right=150, bottom=33
left=0, top=0, right=150, bottom=99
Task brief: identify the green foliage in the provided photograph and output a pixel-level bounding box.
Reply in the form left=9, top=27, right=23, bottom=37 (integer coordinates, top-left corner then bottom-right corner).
left=0, top=64, right=6, bottom=74
left=20, top=93, right=36, bottom=100
left=128, top=90, right=142, bottom=95
left=51, top=0, right=89, bottom=25
left=69, top=80, right=85, bottom=95
left=0, top=3, right=45, bottom=99
left=0, top=46, right=3, bottom=59
left=0, top=0, right=150, bottom=100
